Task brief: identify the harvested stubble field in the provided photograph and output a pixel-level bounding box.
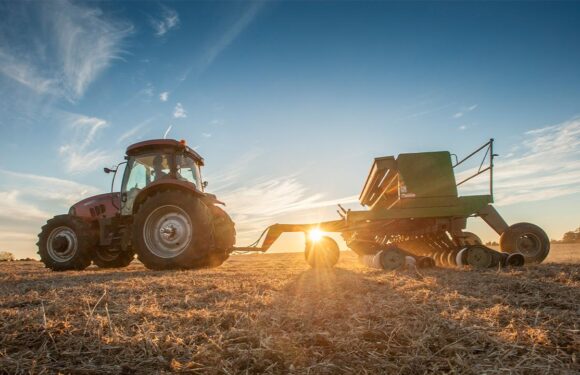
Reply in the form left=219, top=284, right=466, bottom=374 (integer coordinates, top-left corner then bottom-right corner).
left=1, top=245, right=579, bottom=374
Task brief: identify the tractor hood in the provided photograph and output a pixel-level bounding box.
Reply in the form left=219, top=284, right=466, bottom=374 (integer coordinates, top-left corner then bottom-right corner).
left=69, top=193, right=120, bottom=220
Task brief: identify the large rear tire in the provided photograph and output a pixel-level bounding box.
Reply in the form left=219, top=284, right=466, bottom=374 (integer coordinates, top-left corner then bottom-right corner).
left=500, top=222, right=550, bottom=264
left=37, top=215, right=94, bottom=271
left=132, top=190, right=213, bottom=270
left=92, top=248, right=135, bottom=268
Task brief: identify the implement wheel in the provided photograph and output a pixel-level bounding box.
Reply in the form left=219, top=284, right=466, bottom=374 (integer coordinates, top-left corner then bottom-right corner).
left=305, top=236, right=339, bottom=268
left=465, top=246, right=495, bottom=269
left=500, top=223, right=550, bottom=264
left=378, top=247, right=407, bottom=270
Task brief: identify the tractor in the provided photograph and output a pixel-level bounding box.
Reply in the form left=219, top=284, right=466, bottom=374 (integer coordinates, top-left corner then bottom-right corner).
left=38, top=139, right=235, bottom=271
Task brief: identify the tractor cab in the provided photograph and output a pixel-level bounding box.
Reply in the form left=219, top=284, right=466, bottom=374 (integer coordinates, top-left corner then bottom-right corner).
left=119, top=139, right=205, bottom=215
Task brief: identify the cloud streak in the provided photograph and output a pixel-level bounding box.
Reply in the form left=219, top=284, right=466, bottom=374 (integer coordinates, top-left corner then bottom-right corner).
left=118, top=118, right=154, bottom=144
left=181, top=2, right=265, bottom=81
left=0, top=190, right=51, bottom=221
left=457, top=117, right=580, bottom=206
left=221, top=177, right=358, bottom=244
left=205, top=150, right=357, bottom=244
left=0, top=169, right=100, bottom=258
left=0, top=169, right=99, bottom=207
left=453, top=104, right=478, bottom=119
left=163, top=125, right=173, bottom=139
left=58, top=113, right=111, bottom=173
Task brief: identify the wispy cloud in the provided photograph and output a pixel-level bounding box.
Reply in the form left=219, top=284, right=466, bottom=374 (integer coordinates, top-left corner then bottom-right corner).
left=457, top=117, right=580, bottom=206
left=151, top=5, right=180, bottom=37
left=453, top=104, right=478, bottom=119
left=0, top=169, right=99, bottom=207
left=138, top=83, right=155, bottom=98
left=118, top=118, right=154, bottom=144
left=202, top=132, right=212, bottom=138
left=401, top=104, right=452, bottom=120
left=0, top=169, right=100, bottom=258
left=0, top=190, right=51, bottom=221
left=58, top=113, right=111, bottom=173
left=205, top=149, right=357, bottom=244
left=173, top=102, right=187, bottom=118
left=159, top=91, right=169, bottom=102
left=0, top=1, right=131, bottom=102
left=220, top=177, right=358, bottom=244
left=181, top=2, right=265, bottom=81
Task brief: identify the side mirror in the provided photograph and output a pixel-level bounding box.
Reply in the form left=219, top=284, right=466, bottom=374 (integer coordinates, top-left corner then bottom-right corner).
left=203, top=181, right=209, bottom=188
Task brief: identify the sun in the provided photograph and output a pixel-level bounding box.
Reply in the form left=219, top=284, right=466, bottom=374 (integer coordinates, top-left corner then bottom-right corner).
left=309, top=229, right=324, bottom=242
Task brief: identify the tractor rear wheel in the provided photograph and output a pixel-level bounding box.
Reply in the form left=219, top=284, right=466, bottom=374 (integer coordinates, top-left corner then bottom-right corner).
left=132, top=190, right=213, bottom=270
left=500, top=222, right=550, bottom=264
left=37, top=215, right=94, bottom=271
left=92, top=248, right=135, bottom=268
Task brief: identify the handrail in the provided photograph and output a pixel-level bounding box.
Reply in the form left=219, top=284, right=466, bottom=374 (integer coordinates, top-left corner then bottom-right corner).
left=453, top=139, right=497, bottom=201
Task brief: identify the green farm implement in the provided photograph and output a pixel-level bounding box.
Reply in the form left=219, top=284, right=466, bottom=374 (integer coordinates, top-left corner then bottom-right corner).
left=240, top=139, right=549, bottom=270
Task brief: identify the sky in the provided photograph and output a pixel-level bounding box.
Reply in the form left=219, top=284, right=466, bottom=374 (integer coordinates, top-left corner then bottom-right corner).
left=0, top=1, right=579, bottom=259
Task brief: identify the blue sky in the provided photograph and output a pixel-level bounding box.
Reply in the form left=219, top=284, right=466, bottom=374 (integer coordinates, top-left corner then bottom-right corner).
left=1, top=1, right=579, bottom=258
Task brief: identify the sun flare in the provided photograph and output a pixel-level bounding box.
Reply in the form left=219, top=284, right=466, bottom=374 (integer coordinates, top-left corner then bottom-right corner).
left=309, top=229, right=324, bottom=242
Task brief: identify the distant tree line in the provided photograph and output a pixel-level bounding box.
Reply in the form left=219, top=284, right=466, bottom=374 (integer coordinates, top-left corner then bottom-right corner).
left=552, top=226, right=580, bottom=244
left=484, top=226, right=580, bottom=245
left=561, top=226, right=580, bottom=243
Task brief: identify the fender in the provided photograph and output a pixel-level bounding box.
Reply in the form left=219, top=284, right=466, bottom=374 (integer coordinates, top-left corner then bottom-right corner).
left=131, top=179, right=221, bottom=214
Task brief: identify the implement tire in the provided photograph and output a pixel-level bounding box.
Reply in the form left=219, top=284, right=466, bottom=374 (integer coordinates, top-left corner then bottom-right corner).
left=500, top=222, right=550, bottom=264
left=133, top=190, right=213, bottom=270
left=37, top=215, right=94, bottom=271
left=92, top=248, right=135, bottom=268
left=305, top=236, right=340, bottom=268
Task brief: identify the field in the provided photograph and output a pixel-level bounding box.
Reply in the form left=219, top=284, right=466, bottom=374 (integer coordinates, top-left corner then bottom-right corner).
left=1, top=244, right=579, bottom=374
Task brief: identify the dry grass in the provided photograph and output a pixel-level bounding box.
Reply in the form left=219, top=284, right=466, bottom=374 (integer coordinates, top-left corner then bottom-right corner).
left=1, top=245, right=579, bottom=374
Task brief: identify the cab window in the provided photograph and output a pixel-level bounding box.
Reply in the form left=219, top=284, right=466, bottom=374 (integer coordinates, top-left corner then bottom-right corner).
left=176, top=155, right=202, bottom=189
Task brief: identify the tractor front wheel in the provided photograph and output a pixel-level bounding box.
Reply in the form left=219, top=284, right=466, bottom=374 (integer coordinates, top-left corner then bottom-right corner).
left=37, top=215, right=94, bottom=271
left=92, top=248, right=135, bottom=268
left=500, top=222, right=550, bottom=264
left=132, top=190, right=213, bottom=270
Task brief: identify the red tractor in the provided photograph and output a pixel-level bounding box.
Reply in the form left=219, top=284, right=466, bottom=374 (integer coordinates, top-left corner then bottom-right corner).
left=38, top=139, right=235, bottom=271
